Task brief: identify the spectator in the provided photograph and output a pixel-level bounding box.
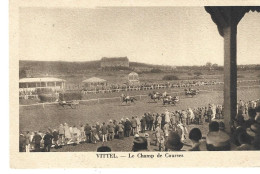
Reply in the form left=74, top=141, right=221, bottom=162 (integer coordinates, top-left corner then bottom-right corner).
left=132, top=136, right=148, bottom=152
left=188, top=128, right=202, bottom=151
left=235, top=131, right=255, bottom=150
left=131, top=117, right=137, bottom=135
left=97, top=146, right=111, bottom=152
left=118, top=121, right=124, bottom=139
left=209, top=121, right=219, bottom=132
left=107, top=120, right=115, bottom=141
left=124, top=118, right=132, bottom=137
left=19, top=133, right=26, bottom=152
left=140, top=116, right=146, bottom=133
left=25, top=131, right=31, bottom=152
left=58, top=124, right=65, bottom=145
left=32, top=131, right=42, bottom=152
left=52, top=129, right=59, bottom=148
left=206, top=131, right=231, bottom=151
left=207, top=106, right=213, bottom=122
left=101, top=122, right=108, bottom=143
left=144, top=133, right=151, bottom=151
left=165, top=131, right=183, bottom=151
left=43, top=131, right=53, bottom=152
left=84, top=123, right=92, bottom=143
left=64, top=123, right=71, bottom=142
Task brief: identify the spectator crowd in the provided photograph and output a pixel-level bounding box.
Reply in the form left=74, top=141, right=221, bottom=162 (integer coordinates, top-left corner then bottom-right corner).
left=19, top=99, right=260, bottom=152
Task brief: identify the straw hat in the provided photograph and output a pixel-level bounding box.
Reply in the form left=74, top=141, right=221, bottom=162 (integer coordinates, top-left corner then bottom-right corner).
left=206, top=131, right=230, bottom=150
left=246, top=123, right=260, bottom=137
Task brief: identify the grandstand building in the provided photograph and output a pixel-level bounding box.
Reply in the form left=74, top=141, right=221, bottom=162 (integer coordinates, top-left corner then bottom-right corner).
left=100, top=57, right=129, bottom=70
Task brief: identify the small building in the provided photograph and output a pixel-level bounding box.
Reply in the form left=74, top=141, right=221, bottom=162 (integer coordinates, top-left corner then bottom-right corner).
left=128, top=72, right=140, bottom=85
left=19, top=77, right=66, bottom=93
left=82, top=77, right=107, bottom=88
left=101, top=57, right=129, bottom=69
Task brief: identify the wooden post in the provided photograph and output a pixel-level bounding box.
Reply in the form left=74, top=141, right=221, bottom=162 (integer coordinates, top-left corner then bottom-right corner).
left=223, top=23, right=237, bottom=133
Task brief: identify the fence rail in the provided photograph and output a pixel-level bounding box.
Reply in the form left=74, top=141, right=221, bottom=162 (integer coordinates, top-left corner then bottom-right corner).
left=19, top=84, right=260, bottom=108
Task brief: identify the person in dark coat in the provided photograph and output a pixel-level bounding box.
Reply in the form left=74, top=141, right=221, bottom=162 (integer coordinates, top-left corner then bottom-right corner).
left=124, top=118, right=132, bottom=137
left=52, top=129, right=59, bottom=147
left=149, top=114, right=154, bottom=131
left=207, top=106, right=213, bottom=123
left=84, top=123, right=92, bottom=143
left=32, top=131, right=42, bottom=152
left=140, top=116, right=146, bottom=133
left=145, top=113, right=150, bottom=131
left=19, top=133, right=26, bottom=152
left=131, top=117, right=137, bottom=135
left=43, top=132, right=53, bottom=152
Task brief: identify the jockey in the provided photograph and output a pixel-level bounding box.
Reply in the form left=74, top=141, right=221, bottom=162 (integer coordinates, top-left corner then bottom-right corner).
left=126, top=95, right=130, bottom=100
left=163, top=91, right=167, bottom=97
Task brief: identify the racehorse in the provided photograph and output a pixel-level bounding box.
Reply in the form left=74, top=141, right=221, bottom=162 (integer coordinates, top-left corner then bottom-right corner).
left=162, top=95, right=179, bottom=105
left=58, top=99, right=79, bottom=109
left=148, top=92, right=162, bottom=102
left=184, top=88, right=199, bottom=97
left=121, top=94, right=137, bottom=104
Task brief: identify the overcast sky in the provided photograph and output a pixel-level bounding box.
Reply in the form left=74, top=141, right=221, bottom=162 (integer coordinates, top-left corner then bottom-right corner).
left=19, top=7, right=260, bottom=66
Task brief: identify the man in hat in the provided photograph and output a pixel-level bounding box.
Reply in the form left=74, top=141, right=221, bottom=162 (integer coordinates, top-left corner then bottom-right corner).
left=131, top=117, right=137, bottom=135
left=107, top=120, right=115, bottom=141
left=165, top=109, right=170, bottom=124
left=58, top=124, right=65, bottom=145
left=206, top=130, right=231, bottom=151
left=43, top=131, right=53, bottom=152
left=140, top=115, right=146, bottom=133
left=25, top=131, right=31, bottom=153
left=101, top=122, right=108, bottom=143
left=84, top=123, right=92, bottom=143
left=165, top=131, right=183, bottom=151
left=188, top=128, right=202, bottom=151
left=207, top=105, right=213, bottom=123
left=124, top=118, right=132, bottom=137
left=154, top=124, right=162, bottom=147
left=132, top=136, right=148, bottom=152
left=19, top=133, right=26, bottom=152
left=32, top=131, right=42, bottom=152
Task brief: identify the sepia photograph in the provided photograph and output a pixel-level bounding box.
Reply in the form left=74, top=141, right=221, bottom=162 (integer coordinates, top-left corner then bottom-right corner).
left=9, top=0, right=260, bottom=168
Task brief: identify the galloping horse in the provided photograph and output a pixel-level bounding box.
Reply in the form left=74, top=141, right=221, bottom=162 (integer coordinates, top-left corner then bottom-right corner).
left=184, top=88, right=199, bottom=97
left=162, top=95, right=179, bottom=105
left=58, top=100, right=79, bottom=109
left=121, top=94, right=137, bottom=104
left=148, top=92, right=162, bottom=102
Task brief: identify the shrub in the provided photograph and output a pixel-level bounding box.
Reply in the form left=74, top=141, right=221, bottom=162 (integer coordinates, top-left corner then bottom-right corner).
left=194, top=71, right=203, bottom=76
left=162, top=75, right=179, bottom=80
left=187, top=73, right=192, bottom=76
left=59, top=92, right=83, bottom=101
left=38, top=94, right=57, bottom=103
left=150, top=68, right=163, bottom=73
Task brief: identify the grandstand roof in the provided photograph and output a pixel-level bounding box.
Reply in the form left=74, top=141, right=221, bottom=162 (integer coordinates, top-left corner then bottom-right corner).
left=128, top=72, right=138, bottom=76
left=82, top=77, right=107, bottom=83
left=19, top=77, right=65, bottom=83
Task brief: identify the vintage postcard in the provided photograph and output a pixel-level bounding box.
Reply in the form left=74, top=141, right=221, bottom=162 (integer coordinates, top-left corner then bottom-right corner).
left=10, top=0, right=260, bottom=168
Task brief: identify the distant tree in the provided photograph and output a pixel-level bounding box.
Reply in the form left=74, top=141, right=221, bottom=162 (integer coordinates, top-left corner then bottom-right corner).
left=194, top=71, right=203, bottom=76
left=19, top=69, right=27, bottom=79
left=162, top=75, right=179, bottom=80
left=206, top=62, right=212, bottom=71
left=212, top=63, right=218, bottom=70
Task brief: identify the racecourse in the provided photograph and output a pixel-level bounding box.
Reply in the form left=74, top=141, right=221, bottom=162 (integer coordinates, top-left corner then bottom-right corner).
left=19, top=87, right=260, bottom=132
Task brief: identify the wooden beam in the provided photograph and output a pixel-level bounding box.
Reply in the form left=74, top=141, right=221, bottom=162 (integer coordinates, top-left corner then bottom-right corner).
left=223, top=22, right=237, bottom=133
